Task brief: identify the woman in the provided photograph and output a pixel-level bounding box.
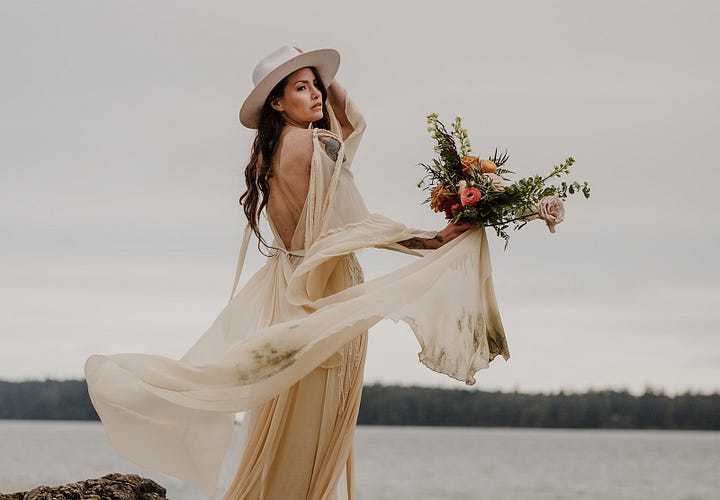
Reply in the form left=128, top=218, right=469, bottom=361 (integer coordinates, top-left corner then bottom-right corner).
left=85, top=45, right=508, bottom=499
left=224, top=46, right=471, bottom=499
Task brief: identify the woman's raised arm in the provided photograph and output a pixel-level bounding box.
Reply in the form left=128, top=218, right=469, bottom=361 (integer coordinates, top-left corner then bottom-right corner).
left=327, top=80, right=354, bottom=140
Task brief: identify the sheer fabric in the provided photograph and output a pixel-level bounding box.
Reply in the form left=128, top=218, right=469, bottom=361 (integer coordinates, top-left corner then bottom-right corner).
left=85, top=97, right=509, bottom=498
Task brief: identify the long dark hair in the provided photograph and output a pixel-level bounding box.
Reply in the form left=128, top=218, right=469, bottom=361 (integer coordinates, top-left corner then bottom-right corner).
left=239, top=66, right=330, bottom=251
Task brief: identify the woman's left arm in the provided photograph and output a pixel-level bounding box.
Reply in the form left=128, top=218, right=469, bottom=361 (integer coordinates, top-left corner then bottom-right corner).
left=327, top=80, right=354, bottom=140
left=398, top=221, right=475, bottom=250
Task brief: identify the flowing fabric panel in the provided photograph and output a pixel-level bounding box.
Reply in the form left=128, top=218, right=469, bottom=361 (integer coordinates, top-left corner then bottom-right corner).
left=85, top=221, right=508, bottom=496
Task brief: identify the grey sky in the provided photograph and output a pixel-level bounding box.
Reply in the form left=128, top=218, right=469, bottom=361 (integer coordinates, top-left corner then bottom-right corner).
left=1, top=0, right=718, bottom=394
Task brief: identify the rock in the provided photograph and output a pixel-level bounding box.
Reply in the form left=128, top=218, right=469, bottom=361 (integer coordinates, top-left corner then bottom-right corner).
left=0, top=473, right=167, bottom=500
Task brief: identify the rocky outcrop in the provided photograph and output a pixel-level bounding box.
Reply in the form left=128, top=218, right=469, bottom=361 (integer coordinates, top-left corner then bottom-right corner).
left=0, top=473, right=167, bottom=500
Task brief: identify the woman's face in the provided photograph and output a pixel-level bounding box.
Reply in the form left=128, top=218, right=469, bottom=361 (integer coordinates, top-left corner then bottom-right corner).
left=271, top=67, right=324, bottom=127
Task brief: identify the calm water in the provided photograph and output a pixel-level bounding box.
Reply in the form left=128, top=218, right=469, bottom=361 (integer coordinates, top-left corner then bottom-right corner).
left=0, top=420, right=718, bottom=499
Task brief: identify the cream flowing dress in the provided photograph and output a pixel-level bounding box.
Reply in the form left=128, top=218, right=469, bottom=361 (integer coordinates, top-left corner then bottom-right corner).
left=85, top=96, right=509, bottom=499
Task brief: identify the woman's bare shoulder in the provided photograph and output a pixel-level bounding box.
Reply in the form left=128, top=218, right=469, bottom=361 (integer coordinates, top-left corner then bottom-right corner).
left=276, top=128, right=314, bottom=173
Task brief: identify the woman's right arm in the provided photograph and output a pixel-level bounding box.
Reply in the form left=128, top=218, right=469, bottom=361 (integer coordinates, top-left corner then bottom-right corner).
left=397, top=221, right=475, bottom=250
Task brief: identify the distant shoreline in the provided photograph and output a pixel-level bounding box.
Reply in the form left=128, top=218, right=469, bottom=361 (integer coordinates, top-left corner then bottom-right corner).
left=1, top=380, right=718, bottom=430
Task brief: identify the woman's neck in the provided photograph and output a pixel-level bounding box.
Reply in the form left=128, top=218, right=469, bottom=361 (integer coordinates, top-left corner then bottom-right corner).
left=281, top=114, right=311, bottom=129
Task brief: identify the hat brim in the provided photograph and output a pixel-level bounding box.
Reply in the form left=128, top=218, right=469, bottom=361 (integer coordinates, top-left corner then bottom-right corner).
left=239, top=48, right=340, bottom=129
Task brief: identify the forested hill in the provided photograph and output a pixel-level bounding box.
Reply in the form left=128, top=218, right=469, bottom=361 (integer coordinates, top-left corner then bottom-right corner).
left=1, top=380, right=719, bottom=430
left=0, top=380, right=97, bottom=420
left=358, top=384, right=720, bottom=430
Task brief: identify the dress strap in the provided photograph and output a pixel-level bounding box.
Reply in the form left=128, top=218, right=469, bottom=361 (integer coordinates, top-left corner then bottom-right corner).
left=269, top=247, right=306, bottom=258
left=228, top=224, right=253, bottom=304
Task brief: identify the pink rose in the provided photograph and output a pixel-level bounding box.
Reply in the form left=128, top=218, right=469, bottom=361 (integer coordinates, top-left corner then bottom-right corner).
left=460, top=187, right=482, bottom=207
left=481, top=173, right=506, bottom=191
left=537, top=195, right=565, bottom=233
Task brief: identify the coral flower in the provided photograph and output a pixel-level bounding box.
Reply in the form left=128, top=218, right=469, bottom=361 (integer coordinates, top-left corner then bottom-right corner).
left=460, top=187, right=482, bottom=207
left=480, top=160, right=497, bottom=174
left=460, top=155, right=480, bottom=175
left=430, top=183, right=448, bottom=212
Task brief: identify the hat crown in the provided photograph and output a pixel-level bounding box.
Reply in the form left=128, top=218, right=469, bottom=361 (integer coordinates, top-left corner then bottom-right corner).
left=252, top=45, right=300, bottom=86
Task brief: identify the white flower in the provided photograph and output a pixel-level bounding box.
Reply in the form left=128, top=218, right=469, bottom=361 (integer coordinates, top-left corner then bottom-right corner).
left=481, top=173, right=506, bottom=191
left=536, top=195, right=565, bottom=233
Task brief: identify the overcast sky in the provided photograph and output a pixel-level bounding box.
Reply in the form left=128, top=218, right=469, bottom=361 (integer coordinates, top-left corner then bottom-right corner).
left=1, top=0, right=718, bottom=395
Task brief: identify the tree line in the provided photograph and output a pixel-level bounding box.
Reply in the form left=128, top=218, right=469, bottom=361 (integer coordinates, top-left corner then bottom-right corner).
left=358, top=384, right=720, bottom=430
left=0, top=380, right=98, bottom=420
left=1, top=380, right=718, bottom=430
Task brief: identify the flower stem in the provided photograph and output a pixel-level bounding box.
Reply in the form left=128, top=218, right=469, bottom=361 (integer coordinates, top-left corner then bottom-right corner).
left=483, top=212, right=538, bottom=227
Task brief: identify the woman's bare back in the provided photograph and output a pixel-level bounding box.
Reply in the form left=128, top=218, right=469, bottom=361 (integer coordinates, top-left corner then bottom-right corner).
left=266, top=128, right=314, bottom=250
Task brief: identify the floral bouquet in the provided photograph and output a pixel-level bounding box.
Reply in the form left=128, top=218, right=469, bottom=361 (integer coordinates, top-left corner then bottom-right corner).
left=418, top=114, right=590, bottom=245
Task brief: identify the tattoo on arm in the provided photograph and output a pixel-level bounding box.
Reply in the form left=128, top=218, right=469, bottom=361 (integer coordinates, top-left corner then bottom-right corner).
left=398, top=233, right=443, bottom=250
left=318, top=134, right=341, bottom=162
left=398, top=237, right=426, bottom=249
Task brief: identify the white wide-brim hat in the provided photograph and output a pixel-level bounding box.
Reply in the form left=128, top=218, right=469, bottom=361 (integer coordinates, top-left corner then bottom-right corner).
left=239, top=45, right=340, bottom=129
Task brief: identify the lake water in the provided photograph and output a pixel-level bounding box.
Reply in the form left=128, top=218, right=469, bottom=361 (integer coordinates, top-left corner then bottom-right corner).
left=0, top=421, right=717, bottom=499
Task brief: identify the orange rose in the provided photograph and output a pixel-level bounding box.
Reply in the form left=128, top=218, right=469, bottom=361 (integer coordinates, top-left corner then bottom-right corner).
left=430, top=184, right=448, bottom=212
left=480, top=160, right=497, bottom=174
left=460, top=155, right=480, bottom=175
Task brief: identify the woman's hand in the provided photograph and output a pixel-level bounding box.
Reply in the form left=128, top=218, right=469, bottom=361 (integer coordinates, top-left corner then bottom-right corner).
left=434, top=221, right=475, bottom=247
left=398, top=221, right=475, bottom=250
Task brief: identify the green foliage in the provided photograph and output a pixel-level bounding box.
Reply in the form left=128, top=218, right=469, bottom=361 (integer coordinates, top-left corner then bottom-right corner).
left=424, top=114, right=462, bottom=174
left=451, top=116, right=472, bottom=156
